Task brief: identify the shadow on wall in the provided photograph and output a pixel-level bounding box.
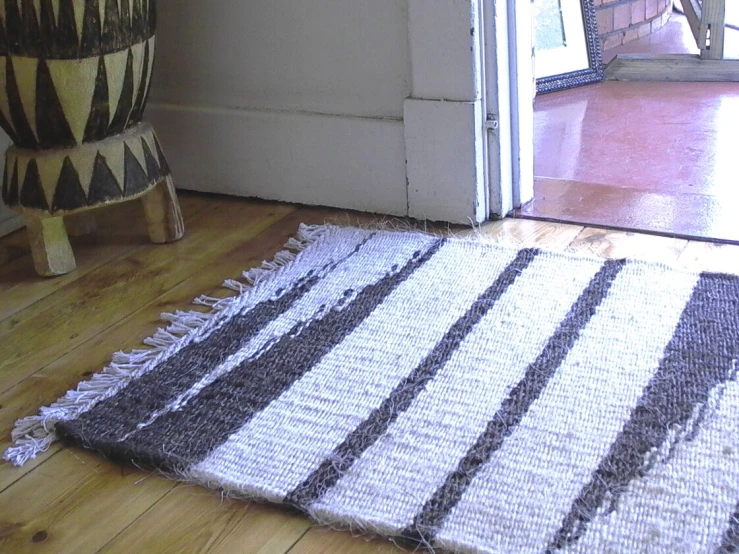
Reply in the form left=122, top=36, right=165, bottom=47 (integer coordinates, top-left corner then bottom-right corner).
left=0, top=132, right=22, bottom=237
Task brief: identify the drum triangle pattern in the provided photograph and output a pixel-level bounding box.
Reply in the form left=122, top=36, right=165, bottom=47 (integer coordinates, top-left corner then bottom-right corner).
left=2, top=123, right=171, bottom=213
left=0, top=0, right=156, bottom=59
left=0, top=0, right=163, bottom=213
left=0, top=37, right=155, bottom=150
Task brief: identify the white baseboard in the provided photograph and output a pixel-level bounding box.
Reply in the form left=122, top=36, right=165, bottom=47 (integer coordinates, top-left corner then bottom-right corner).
left=146, top=103, right=409, bottom=217
left=0, top=208, right=22, bottom=238
left=404, top=98, right=486, bottom=224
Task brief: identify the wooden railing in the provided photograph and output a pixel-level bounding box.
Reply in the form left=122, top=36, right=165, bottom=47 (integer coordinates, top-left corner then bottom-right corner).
left=605, top=0, right=738, bottom=82
left=680, top=0, right=726, bottom=59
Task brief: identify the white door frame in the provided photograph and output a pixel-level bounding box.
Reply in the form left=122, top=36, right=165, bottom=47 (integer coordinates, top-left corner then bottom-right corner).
left=404, top=0, right=532, bottom=223
left=485, top=0, right=534, bottom=215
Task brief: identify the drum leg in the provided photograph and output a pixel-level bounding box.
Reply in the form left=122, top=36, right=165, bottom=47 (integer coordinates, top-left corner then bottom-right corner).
left=141, top=175, right=185, bottom=244
left=25, top=214, right=77, bottom=277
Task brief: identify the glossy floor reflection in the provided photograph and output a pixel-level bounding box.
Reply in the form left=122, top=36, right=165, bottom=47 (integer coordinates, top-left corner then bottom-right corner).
left=526, top=14, right=739, bottom=243
left=534, top=81, right=739, bottom=196
left=518, top=178, right=739, bottom=243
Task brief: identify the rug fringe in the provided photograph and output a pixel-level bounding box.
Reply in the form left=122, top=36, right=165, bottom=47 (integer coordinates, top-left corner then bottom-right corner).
left=3, top=223, right=331, bottom=467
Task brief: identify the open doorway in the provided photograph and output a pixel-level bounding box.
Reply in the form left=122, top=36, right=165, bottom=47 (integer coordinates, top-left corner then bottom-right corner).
left=517, top=1, right=739, bottom=243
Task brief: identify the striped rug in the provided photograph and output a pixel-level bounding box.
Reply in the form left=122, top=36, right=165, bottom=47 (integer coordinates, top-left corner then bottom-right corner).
left=7, top=224, right=739, bottom=553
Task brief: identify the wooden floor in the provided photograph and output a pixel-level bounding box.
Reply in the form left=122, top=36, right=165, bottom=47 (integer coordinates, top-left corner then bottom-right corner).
left=2, top=191, right=739, bottom=554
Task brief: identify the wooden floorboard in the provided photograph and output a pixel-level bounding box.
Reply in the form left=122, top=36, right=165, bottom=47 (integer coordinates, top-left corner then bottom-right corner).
left=677, top=241, right=739, bottom=274
left=287, top=527, right=406, bottom=554
left=0, top=199, right=295, bottom=395
left=0, top=207, right=330, bottom=492
left=0, top=449, right=176, bottom=553
left=565, top=227, right=689, bottom=264
left=0, top=195, right=209, bottom=323
left=0, top=192, right=732, bottom=553
left=99, top=486, right=312, bottom=554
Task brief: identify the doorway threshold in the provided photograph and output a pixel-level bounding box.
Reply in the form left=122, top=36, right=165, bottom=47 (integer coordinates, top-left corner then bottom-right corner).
left=514, top=178, right=739, bottom=245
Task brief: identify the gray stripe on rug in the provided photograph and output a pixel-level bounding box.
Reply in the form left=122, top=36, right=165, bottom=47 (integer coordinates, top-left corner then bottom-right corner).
left=564, top=374, right=739, bottom=553
left=57, top=239, right=446, bottom=471
left=306, top=251, right=606, bottom=535
left=400, top=258, right=627, bottom=548
left=17, top=224, right=739, bottom=554
left=433, top=258, right=701, bottom=553
left=55, top=232, right=378, bottom=445
left=121, top=230, right=441, bottom=446
left=548, top=272, right=739, bottom=552
left=284, top=248, right=541, bottom=510
left=718, top=504, right=739, bottom=553
left=189, top=237, right=526, bottom=502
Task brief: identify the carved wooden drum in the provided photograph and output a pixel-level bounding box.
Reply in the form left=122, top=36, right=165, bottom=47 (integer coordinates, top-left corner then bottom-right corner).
left=0, top=0, right=183, bottom=276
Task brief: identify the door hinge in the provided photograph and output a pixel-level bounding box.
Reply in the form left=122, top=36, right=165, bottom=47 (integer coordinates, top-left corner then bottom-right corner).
left=484, top=115, right=499, bottom=130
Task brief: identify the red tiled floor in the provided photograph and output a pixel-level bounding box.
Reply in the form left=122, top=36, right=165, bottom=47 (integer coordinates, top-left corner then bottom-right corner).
left=534, top=81, right=739, bottom=196
left=528, top=12, right=739, bottom=243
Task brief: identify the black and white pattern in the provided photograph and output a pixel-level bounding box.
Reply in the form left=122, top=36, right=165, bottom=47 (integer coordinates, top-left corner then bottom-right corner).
left=7, top=224, right=739, bottom=554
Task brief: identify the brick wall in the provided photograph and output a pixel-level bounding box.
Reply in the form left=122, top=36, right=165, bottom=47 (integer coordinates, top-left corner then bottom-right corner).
left=594, top=0, right=673, bottom=50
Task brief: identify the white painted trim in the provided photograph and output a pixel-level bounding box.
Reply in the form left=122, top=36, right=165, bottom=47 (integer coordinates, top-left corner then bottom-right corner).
left=147, top=103, right=409, bottom=217
left=404, top=99, right=487, bottom=224
left=407, top=0, right=482, bottom=102
left=483, top=0, right=513, bottom=217
left=405, top=0, right=489, bottom=223
left=0, top=212, right=23, bottom=238
left=147, top=0, right=526, bottom=225
left=483, top=0, right=534, bottom=216
left=510, top=0, right=535, bottom=208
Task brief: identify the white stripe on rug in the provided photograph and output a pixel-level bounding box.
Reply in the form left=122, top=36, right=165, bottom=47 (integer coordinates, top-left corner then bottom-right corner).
left=229, top=226, right=375, bottom=308
left=565, top=378, right=739, bottom=554
left=124, top=230, right=437, bottom=435
left=435, top=262, right=700, bottom=554
left=187, top=241, right=521, bottom=500
left=307, top=253, right=605, bottom=535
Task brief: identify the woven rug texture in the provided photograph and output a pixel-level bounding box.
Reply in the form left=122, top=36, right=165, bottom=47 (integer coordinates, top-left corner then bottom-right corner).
left=7, top=224, right=739, bottom=554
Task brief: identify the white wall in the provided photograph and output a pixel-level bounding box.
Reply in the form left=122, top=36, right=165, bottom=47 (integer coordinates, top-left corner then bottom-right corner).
left=152, top=1, right=411, bottom=119
left=149, top=0, right=413, bottom=215
left=0, top=200, right=20, bottom=237
left=1, top=1, right=498, bottom=229
left=0, top=132, right=22, bottom=237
